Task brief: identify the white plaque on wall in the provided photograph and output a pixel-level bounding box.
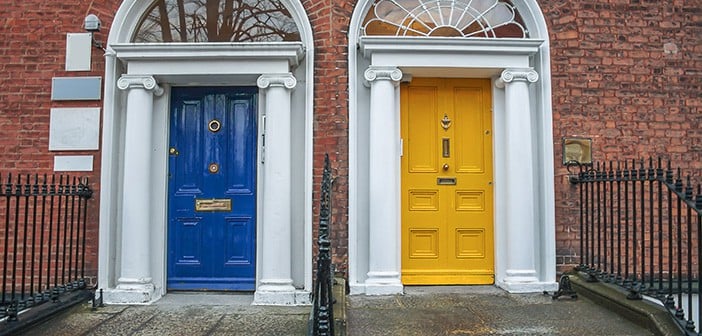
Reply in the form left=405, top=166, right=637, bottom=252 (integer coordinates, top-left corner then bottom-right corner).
left=54, top=155, right=94, bottom=172
left=49, top=108, right=101, bottom=151
left=65, top=33, right=92, bottom=71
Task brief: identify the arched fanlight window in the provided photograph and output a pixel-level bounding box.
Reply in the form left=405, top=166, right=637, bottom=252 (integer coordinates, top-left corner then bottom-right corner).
left=362, top=0, right=528, bottom=38
left=134, top=0, right=301, bottom=42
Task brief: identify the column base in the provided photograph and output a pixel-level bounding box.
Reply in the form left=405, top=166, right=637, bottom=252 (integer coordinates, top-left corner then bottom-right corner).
left=365, top=271, right=403, bottom=295
left=252, top=279, right=307, bottom=305
left=103, top=281, right=158, bottom=304
left=497, top=271, right=558, bottom=293
left=253, top=289, right=310, bottom=306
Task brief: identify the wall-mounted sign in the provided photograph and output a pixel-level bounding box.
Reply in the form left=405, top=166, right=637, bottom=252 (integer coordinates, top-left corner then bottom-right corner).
left=562, top=137, right=592, bottom=165
left=49, top=107, right=101, bottom=151
left=52, top=77, right=102, bottom=101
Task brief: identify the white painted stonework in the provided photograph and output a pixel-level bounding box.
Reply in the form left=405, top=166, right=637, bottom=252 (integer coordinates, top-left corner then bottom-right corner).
left=254, top=73, right=298, bottom=305
left=364, top=66, right=404, bottom=295
left=348, top=0, right=558, bottom=295
left=98, top=0, right=315, bottom=305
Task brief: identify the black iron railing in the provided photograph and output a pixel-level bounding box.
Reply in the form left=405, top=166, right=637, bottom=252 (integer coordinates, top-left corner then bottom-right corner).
left=311, top=154, right=335, bottom=336
left=571, top=158, right=701, bottom=334
left=0, top=174, right=93, bottom=322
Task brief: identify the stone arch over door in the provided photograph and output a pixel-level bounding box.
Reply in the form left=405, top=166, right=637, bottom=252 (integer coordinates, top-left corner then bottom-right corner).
left=348, top=0, right=558, bottom=294
left=97, top=0, right=315, bottom=305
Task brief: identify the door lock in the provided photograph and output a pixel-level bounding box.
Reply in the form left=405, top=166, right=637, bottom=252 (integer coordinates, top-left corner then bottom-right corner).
left=169, top=147, right=179, bottom=156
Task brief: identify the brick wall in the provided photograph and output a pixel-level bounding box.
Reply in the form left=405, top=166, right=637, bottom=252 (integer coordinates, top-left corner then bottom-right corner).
left=542, top=0, right=702, bottom=271
left=307, top=0, right=353, bottom=275
left=0, top=0, right=121, bottom=280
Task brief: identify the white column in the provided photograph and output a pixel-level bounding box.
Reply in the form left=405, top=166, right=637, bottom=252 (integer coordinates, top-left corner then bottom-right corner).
left=495, top=68, right=540, bottom=292
left=364, top=66, right=403, bottom=295
left=112, top=74, right=163, bottom=303
left=254, top=73, right=297, bottom=305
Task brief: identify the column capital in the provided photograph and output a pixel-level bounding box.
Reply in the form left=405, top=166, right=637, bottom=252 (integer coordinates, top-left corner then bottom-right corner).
left=257, top=73, right=297, bottom=90
left=364, top=66, right=403, bottom=84
left=117, top=75, right=164, bottom=96
left=495, top=68, right=539, bottom=88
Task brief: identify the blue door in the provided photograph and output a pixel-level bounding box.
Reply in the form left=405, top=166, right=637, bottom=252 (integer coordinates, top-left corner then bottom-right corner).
left=168, top=87, right=257, bottom=291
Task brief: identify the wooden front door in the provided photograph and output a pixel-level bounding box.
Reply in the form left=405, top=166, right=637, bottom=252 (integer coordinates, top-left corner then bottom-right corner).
left=401, top=78, right=494, bottom=285
left=167, top=87, right=258, bottom=291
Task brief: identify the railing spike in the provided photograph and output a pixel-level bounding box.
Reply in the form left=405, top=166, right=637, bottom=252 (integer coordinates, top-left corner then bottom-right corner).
left=675, top=169, right=683, bottom=192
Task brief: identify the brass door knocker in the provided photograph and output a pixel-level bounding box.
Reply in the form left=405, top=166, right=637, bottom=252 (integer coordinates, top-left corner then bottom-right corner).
left=441, top=114, right=452, bottom=131
left=208, top=119, right=222, bottom=133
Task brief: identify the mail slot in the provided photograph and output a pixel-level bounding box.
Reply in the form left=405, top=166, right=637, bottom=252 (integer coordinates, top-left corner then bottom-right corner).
left=437, top=177, right=457, bottom=185
left=195, top=198, right=232, bottom=212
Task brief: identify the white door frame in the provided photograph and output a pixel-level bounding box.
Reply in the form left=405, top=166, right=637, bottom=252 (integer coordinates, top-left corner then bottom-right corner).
left=348, top=1, right=558, bottom=294
left=97, top=0, right=315, bottom=305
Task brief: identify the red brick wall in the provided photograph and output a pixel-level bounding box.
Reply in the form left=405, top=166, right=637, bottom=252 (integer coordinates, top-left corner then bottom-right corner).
left=306, top=0, right=354, bottom=275
left=0, top=1, right=122, bottom=282
left=542, top=0, right=702, bottom=271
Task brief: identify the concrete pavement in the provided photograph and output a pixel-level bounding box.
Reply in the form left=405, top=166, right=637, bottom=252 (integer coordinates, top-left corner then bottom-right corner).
left=18, top=293, right=309, bottom=336
left=18, top=286, right=656, bottom=336
left=347, top=286, right=654, bottom=335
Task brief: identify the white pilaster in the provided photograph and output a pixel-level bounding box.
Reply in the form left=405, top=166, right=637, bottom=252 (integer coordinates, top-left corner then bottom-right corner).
left=364, top=66, right=403, bottom=295
left=109, top=74, right=163, bottom=303
left=495, top=68, right=542, bottom=292
left=254, top=73, right=298, bottom=305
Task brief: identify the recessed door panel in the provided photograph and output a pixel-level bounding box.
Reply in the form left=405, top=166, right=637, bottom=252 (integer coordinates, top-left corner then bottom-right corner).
left=168, top=87, right=257, bottom=291
left=407, top=85, right=439, bottom=173
left=401, top=78, right=494, bottom=285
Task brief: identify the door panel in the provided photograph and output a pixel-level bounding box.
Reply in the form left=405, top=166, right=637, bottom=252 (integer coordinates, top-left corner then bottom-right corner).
left=168, top=87, right=257, bottom=291
left=401, top=78, right=494, bottom=285
left=406, top=85, right=439, bottom=173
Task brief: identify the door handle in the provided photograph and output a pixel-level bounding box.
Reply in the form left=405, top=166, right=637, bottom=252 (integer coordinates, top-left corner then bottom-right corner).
left=169, top=147, right=179, bottom=156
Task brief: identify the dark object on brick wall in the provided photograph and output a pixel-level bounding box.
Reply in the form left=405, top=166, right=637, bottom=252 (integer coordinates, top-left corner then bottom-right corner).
left=310, top=154, right=335, bottom=336
left=0, top=173, right=93, bottom=326
left=573, top=158, right=701, bottom=335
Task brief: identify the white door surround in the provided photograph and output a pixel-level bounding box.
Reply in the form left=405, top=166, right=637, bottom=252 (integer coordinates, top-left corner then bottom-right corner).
left=97, top=0, right=315, bottom=305
left=348, top=1, right=558, bottom=295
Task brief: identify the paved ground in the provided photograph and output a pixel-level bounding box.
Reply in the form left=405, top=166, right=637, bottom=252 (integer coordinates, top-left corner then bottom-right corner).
left=19, top=286, right=655, bottom=336
left=18, top=293, right=309, bottom=336
left=347, top=286, right=655, bottom=336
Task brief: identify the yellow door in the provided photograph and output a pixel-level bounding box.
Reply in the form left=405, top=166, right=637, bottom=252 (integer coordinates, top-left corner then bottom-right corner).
left=401, top=78, right=494, bottom=285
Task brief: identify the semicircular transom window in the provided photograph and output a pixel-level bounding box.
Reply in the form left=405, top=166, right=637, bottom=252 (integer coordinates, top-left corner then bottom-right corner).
left=134, top=0, right=301, bottom=43
left=362, top=0, right=528, bottom=38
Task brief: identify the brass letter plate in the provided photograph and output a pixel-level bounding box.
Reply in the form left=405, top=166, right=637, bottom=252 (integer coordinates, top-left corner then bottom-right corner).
left=195, top=198, right=232, bottom=212
left=437, top=177, right=457, bottom=185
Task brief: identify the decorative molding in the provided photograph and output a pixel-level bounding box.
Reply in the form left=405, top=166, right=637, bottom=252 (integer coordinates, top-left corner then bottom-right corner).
left=495, top=68, right=539, bottom=88
left=363, top=66, right=403, bottom=87
left=111, top=43, right=305, bottom=67
left=257, top=73, right=297, bottom=90
left=362, top=0, right=528, bottom=38
left=117, top=75, right=164, bottom=96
